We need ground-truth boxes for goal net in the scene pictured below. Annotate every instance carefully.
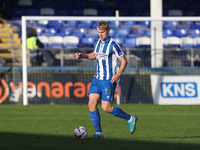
[0,18,24,104]
[20,16,200,105]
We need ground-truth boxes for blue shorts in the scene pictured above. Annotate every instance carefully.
[88,77,117,102]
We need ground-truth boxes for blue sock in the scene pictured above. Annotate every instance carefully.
[111,106,131,121]
[90,110,102,133]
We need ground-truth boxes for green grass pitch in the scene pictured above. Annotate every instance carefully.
[0,104,200,150]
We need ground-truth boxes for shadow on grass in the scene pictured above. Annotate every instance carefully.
[0,132,200,150]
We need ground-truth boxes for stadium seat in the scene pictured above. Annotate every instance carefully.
[18,0,32,7]
[128,28,144,38]
[136,21,150,28]
[77,21,94,28]
[164,21,179,29]
[173,29,188,37]
[115,38,125,47]
[63,36,79,48]
[194,37,200,48]
[85,29,98,38]
[42,28,58,36]
[187,29,200,37]
[180,37,194,49]
[177,21,193,29]
[163,29,173,37]
[48,21,65,28]
[35,20,49,28]
[63,21,78,28]
[117,28,130,38]
[79,37,94,48]
[83,8,98,16]
[49,36,63,48]
[57,28,71,37]
[38,35,49,48]
[164,36,180,48]
[136,36,151,48]
[168,9,183,16]
[40,8,55,16]
[71,28,87,37]
[122,21,137,28]
[123,38,136,48]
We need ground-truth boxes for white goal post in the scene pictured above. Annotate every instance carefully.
[22,16,200,105]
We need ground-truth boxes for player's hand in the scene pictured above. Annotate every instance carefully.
[111,74,120,83]
[75,53,82,59]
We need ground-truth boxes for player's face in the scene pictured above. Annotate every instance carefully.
[97,27,110,42]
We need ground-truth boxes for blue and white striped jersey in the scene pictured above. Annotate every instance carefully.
[94,36,124,80]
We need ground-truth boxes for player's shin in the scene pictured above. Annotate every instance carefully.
[111,106,131,121]
[90,110,102,134]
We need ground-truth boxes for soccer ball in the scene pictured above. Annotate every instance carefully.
[73,126,88,140]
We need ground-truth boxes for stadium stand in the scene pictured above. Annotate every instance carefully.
[48,35,63,49]
[40,7,55,16]
[123,38,136,48]
[163,28,173,37]
[63,36,79,48]
[115,38,125,47]
[0,0,200,67]
[164,36,180,48]
[168,9,183,16]
[173,29,188,37]
[187,29,200,37]
[118,28,130,38]
[85,29,98,38]
[38,35,49,48]
[194,37,200,48]
[83,8,98,16]
[0,21,24,66]
[180,37,194,49]
[136,36,151,48]
[18,0,32,7]
[79,37,94,48]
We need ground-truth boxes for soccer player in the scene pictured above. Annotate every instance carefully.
[75,21,137,139]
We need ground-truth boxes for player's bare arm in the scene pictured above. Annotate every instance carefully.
[76,52,96,60]
[110,55,127,83]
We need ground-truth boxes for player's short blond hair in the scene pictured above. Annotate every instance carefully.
[97,21,110,31]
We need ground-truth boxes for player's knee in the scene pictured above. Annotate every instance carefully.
[88,101,97,111]
[101,105,111,113]
[88,102,93,110]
